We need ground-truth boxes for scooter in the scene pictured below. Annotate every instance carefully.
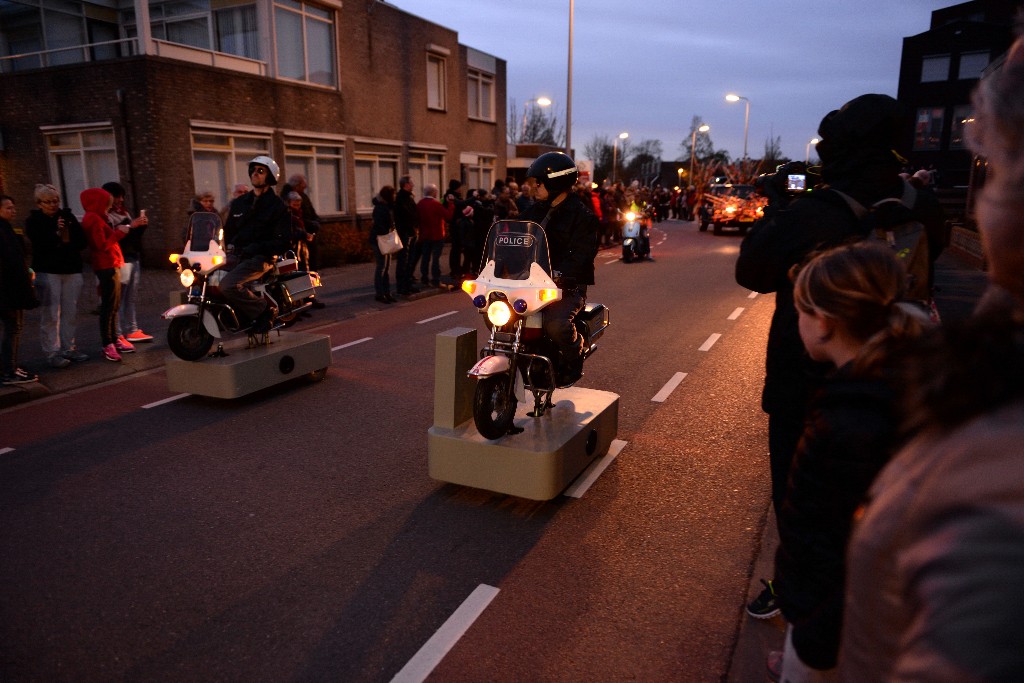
[162,211,321,361]
[621,209,652,263]
[462,220,610,440]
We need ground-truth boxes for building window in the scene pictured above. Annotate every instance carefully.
[146,1,213,51]
[354,151,400,212]
[214,3,259,60]
[191,129,272,207]
[467,68,495,121]
[920,54,950,83]
[958,51,989,80]
[949,105,974,150]
[0,0,122,72]
[274,0,336,87]
[408,151,445,193]
[463,155,495,191]
[43,126,119,213]
[284,140,346,214]
[913,107,944,151]
[427,53,447,111]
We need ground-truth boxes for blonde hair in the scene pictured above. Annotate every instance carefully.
[793,241,923,374]
[34,183,59,202]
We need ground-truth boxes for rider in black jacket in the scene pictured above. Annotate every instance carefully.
[521,152,600,384]
[222,155,291,331]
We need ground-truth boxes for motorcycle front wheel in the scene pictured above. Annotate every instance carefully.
[473,373,517,440]
[167,316,215,361]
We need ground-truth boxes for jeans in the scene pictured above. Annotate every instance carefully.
[96,268,122,346]
[221,256,273,322]
[419,239,444,285]
[1,308,24,376]
[396,232,417,292]
[116,259,141,337]
[373,251,392,296]
[35,271,83,356]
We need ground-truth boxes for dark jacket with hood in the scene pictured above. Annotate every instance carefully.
[80,188,125,271]
[25,208,87,274]
[224,188,291,260]
[0,216,37,310]
[394,187,419,238]
[522,192,599,286]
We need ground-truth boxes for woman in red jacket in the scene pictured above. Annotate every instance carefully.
[80,187,135,362]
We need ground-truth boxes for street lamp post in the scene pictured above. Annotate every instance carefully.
[565,0,574,155]
[725,93,750,159]
[520,97,552,142]
[689,124,710,188]
[805,137,820,164]
[677,167,684,189]
[612,131,628,183]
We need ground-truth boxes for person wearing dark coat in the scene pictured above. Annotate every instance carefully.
[0,195,40,384]
[369,185,398,304]
[394,175,421,295]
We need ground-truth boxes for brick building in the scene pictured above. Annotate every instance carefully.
[0,0,507,265]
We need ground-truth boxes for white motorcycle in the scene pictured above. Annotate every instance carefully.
[462,220,610,439]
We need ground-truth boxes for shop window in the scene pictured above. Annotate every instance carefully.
[913,107,944,151]
[950,105,973,150]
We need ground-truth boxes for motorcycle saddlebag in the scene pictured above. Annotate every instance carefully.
[579,303,610,342]
[279,272,316,304]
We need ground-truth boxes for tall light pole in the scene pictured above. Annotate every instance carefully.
[520,96,552,142]
[689,124,710,188]
[612,131,628,183]
[677,167,684,189]
[725,93,750,159]
[565,0,574,156]
[805,137,820,164]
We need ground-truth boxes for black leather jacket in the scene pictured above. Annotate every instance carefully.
[225,189,291,260]
[522,193,599,286]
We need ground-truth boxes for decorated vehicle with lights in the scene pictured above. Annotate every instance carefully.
[161,211,320,361]
[462,220,610,440]
[698,183,767,235]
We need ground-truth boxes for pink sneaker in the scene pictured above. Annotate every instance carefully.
[103,343,122,362]
[115,335,135,353]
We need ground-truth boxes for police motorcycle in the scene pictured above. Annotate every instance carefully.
[162,211,320,361]
[621,206,652,263]
[462,220,610,440]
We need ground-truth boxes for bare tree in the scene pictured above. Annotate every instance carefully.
[507,98,565,146]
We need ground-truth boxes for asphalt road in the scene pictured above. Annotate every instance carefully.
[0,218,986,681]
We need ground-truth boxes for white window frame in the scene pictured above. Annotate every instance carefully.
[462,153,495,192]
[273,0,337,89]
[354,147,401,212]
[283,135,347,215]
[426,52,447,111]
[920,54,950,83]
[467,68,495,122]
[407,148,446,195]
[41,123,119,214]
[190,124,273,208]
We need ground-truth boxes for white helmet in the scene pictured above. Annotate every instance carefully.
[248,155,280,186]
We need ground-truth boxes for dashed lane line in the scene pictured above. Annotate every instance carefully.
[390,584,501,683]
[652,372,687,403]
[699,333,722,352]
[563,439,627,498]
[142,393,190,409]
[332,337,372,352]
[416,311,459,325]
[747,291,758,299]
[728,307,745,320]
[0,447,13,455]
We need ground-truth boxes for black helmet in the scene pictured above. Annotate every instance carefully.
[527,152,579,196]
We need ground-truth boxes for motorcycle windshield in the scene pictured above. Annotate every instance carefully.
[482,220,552,280]
[185,211,224,252]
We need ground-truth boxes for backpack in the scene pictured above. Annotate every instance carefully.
[830,181,932,303]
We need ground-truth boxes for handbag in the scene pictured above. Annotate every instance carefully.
[377,229,403,255]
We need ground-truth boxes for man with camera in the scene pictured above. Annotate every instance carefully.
[735,94,944,621]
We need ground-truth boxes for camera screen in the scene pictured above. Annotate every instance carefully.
[787,174,806,191]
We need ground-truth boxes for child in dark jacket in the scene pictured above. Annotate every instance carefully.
[769,241,926,681]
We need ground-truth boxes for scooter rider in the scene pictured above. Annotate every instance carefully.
[222,155,291,332]
[521,151,600,384]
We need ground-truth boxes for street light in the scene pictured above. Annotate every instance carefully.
[689,124,710,188]
[520,96,552,142]
[805,137,820,164]
[611,131,628,183]
[566,0,574,155]
[725,93,750,159]
[677,167,684,189]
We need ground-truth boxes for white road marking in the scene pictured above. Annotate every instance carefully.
[728,307,745,320]
[564,439,626,498]
[652,372,688,403]
[332,336,372,352]
[0,447,14,455]
[699,333,722,351]
[416,311,459,325]
[390,584,500,683]
[747,291,758,299]
[142,393,190,409]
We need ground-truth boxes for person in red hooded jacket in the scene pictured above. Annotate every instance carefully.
[80,187,138,362]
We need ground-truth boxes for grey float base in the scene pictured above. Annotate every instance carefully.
[165,331,331,399]
[427,387,619,500]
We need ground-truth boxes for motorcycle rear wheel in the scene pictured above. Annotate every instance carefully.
[168,316,215,361]
[473,374,517,440]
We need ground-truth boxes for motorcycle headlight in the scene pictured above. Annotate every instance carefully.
[180,269,195,287]
[625,211,636,221]
[486,300,513,327]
